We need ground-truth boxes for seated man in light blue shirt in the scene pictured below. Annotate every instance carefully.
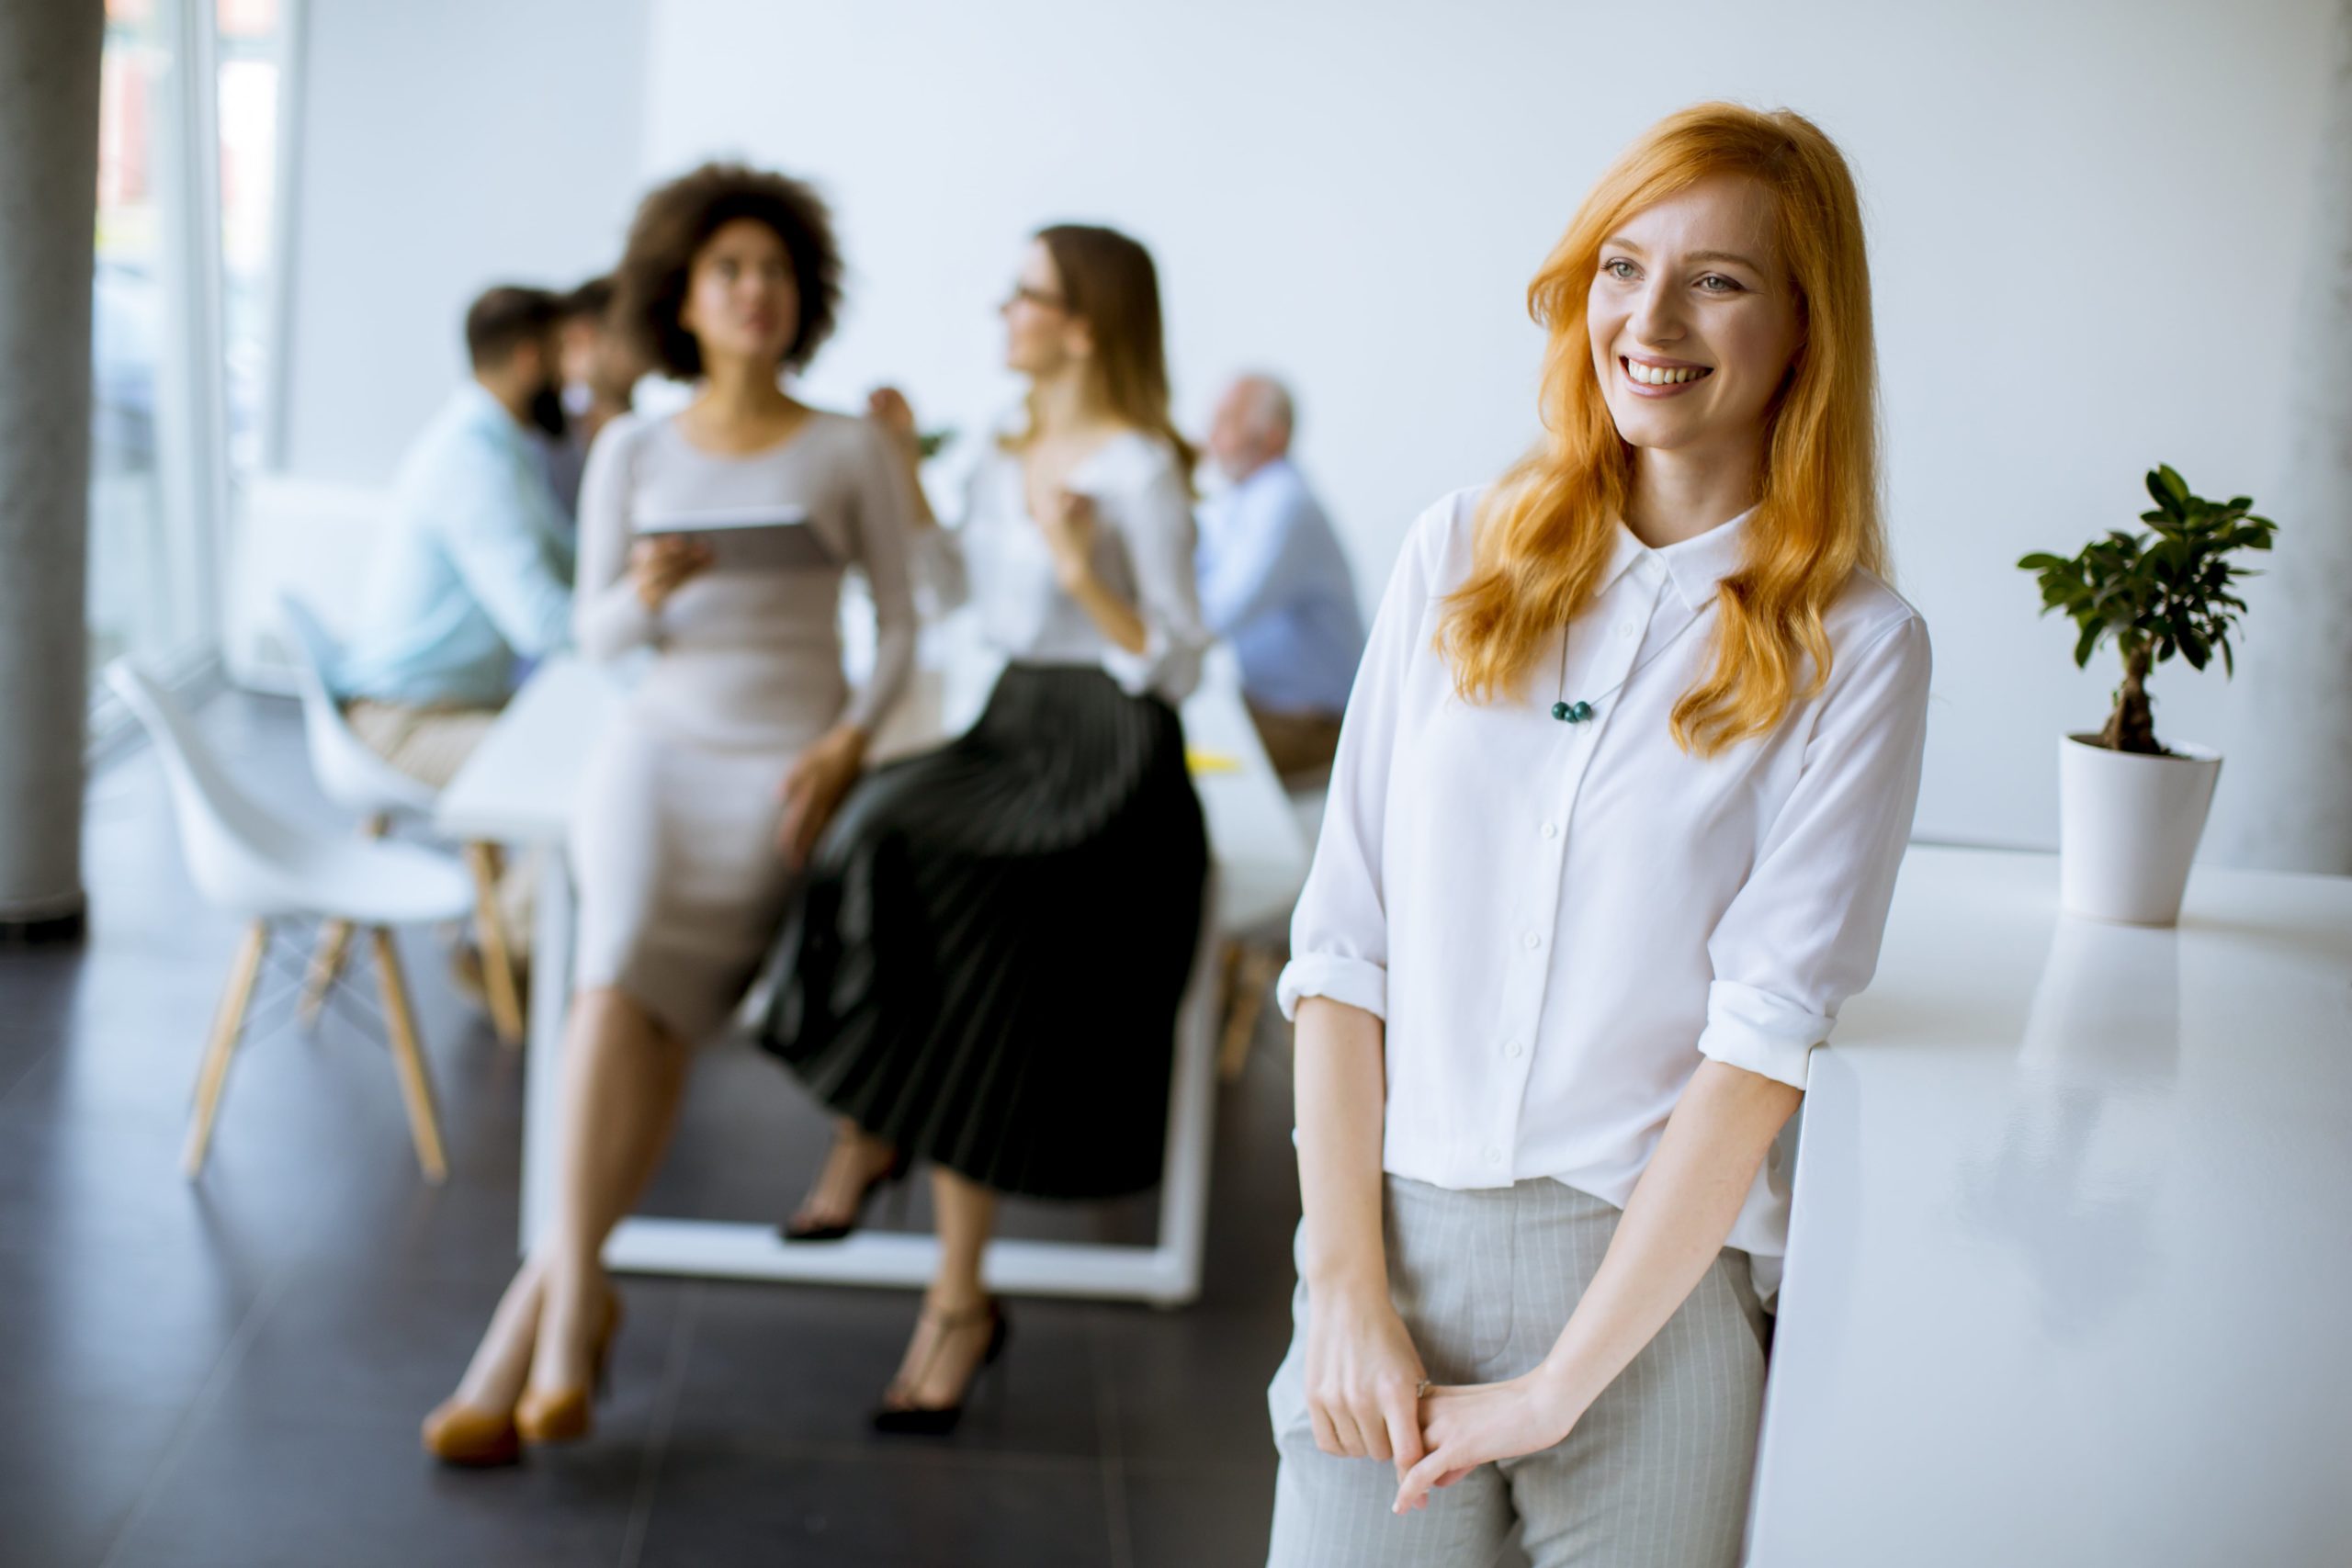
[336,285,576,790]
[1196,373,1365,782]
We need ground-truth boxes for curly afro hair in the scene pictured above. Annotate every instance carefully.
[611,162,842,378]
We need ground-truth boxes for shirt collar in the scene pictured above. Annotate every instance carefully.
[454,380,526,448]
[1220,454,1293,509]
[1599,505,1756,613]
[1238,454,1294,488]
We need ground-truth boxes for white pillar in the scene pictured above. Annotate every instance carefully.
[2216,0,2352,875]
[0,1,104,939]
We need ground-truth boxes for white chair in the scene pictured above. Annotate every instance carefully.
[104,659,471,1182]
[277,594,526,1044]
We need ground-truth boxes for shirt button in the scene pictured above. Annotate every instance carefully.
[1617,621,1638,640]
[1522,931,1543,951]
[1483,1144,1504,1166]
[1503,1039,1525,1059]
[1540,821,1559,840]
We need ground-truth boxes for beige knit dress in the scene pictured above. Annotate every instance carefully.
[567,409,916,1043]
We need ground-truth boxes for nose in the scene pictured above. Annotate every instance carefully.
[1628,274,1682,346]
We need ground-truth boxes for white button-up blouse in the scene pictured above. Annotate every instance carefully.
[915,428,1208,706]
[1277,486,1932,1286]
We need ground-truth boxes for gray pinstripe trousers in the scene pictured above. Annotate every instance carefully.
[1266,1177,1770,1567]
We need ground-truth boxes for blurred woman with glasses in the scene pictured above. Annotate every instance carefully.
[760,224,1211,1434]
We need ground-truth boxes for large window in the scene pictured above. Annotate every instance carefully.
[217,0,287,478]
[89,0,295,706]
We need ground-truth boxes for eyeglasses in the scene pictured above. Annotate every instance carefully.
[1003,284,1069,312]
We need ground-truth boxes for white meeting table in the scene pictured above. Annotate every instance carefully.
[436,644,1307,1307]
[1747,845,2352,1565]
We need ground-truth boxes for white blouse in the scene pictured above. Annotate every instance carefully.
[916,429,1208,705]
[1277,486,1932,1288]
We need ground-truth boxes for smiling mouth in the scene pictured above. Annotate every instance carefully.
[1622,356,1712,387]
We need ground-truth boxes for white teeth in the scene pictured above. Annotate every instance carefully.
[1626,360,1706,387]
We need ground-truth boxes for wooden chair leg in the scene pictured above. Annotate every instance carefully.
[369,927,448,1184]
[185,920,270,1178]
[299,920,354,1027]
[299,818,384,1028]
[463,840,526,1048]
[1217,944,1283,1082]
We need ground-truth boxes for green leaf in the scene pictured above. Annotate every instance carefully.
[2073,620,2104,668]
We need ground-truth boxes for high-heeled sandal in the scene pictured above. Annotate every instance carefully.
[781,1147,910,1244]
[513,1286,625,1447]
[870,1298,1012,1438]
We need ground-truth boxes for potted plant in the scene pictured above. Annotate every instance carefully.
[2018,466,2276,924]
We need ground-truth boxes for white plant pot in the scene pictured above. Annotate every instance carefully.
[2056,732,2222,926]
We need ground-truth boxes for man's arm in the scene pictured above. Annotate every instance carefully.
[1198,474,1321,637]
[437,436,572,659]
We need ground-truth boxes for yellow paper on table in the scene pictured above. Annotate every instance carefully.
[1186,748,1243,775]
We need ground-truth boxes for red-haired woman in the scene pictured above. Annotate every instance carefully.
[1267,105,1932,1563]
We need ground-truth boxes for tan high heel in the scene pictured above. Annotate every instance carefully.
[424,1264,559,1467]
[514,1287,625,1446]
[421,1397,522,1467]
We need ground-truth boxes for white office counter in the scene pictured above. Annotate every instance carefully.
[1748,845,2352,1565]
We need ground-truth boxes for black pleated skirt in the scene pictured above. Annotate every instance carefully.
[758,663,1210,1201]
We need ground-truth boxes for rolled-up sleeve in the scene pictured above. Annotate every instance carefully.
[1275,502,1443,1022]
[1695,612,1933,1089]
[907,457,977,615]
[1099,449,1211,705]
[840,420,920,734]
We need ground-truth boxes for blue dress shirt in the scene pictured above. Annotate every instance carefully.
[334,384,575,707]
[1194,457,1365,715]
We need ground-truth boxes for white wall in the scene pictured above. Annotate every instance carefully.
[638,0,2339,857]
[277,0,652,485]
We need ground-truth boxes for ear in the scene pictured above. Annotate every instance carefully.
[1062,317,1094,362]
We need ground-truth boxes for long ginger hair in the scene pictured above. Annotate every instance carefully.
[1006,223,1198,494]
[1439,103,1886,756]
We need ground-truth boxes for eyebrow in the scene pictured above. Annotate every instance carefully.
[1602,236,1768,272]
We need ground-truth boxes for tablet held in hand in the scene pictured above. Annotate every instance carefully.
[632,503,838,573]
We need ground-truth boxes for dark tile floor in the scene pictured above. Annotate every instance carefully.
[0,689,1304,1567]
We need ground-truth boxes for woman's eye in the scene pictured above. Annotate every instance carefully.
[1697,274,1743,293]
[1604,258,1637,280]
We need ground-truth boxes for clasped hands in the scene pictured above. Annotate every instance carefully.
[1306,1293,1586,1517]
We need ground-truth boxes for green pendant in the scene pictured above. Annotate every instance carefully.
[1551,701,1571,721]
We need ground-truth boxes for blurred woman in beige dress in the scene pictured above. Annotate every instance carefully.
[423,163,916,1465]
